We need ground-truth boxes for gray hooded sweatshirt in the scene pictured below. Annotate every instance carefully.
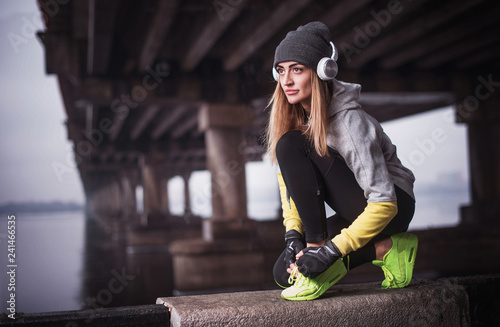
[326,79,415,204]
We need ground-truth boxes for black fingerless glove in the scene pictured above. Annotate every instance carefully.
[284,230,305,267]
[296,239,341,278]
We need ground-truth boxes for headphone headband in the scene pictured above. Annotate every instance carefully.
[330,42,338,61]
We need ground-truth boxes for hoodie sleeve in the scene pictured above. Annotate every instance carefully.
[330,109,397,204]
[327,109,399,255]
[332,201,397,255]
[277,173,303,235]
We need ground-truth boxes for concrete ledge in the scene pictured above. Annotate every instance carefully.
[2,276,497,326]
[0,304,169,327]
[157,279,471,327]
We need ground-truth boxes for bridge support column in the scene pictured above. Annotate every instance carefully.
[182,171,191,216]
[141,153,168,226]
[168,103,279,292]
[458,98,500,226]
[87,174,125,234]
[198,103,254,240]
[126,156,179,247]
[119,169,140,225]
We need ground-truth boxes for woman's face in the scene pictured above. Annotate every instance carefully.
[276,61,312,110]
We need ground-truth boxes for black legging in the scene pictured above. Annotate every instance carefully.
[273,130,415,288]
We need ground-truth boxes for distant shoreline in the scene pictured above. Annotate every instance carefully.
[0,201,84,214]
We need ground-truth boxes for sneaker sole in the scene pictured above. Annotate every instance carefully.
[281,259,347,301]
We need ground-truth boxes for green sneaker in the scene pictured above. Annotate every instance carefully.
[281,258,347,301]
[373,232,418,289]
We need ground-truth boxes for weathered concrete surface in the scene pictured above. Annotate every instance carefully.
[0,304,170,327]
[157,278,471,327]
[446,275,500,326]
[3,276,497,326]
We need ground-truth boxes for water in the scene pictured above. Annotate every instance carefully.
[0,188,468,314]
[1,211,85,313]
[0,211,173,314]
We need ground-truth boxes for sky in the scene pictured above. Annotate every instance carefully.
[0,1,470,226]
[0,1,85,204]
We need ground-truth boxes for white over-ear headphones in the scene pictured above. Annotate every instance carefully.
[273,41,338,82]
[317,42,338,80]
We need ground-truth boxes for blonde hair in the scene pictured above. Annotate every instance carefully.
[266,71,332,162]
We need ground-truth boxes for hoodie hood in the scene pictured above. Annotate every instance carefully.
[328,79,362,117]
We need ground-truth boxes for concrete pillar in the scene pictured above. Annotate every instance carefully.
[85,173,104,217]
[198,103,254,240]
[458,98,500,225]
[119,170,139,222]
[110,179,122,216]
[160,178,169,215]
[91,189,103,215]
[141,151,169,225]
[85,174,123,234]
[168,104,284,292]
[182,172,192,216]
[94,176,116,217]
[142,165,162,215]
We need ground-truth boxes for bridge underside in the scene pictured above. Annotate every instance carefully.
[37,0,500,291]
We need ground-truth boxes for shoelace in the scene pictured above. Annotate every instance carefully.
[288,266,311,287]
[288,266,299,285]
[288,266,310,287]
[381,266,396,287]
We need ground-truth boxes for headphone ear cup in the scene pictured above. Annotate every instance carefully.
[316,58,338,80]
[272,67,279,82]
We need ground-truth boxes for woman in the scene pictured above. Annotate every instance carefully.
[267,21,418,301]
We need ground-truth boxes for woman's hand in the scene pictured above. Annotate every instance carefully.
[296,240,342,278]
[284,230,305,268]
[286,263,298,276]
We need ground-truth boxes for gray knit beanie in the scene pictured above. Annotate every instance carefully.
[273,21,332,70]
